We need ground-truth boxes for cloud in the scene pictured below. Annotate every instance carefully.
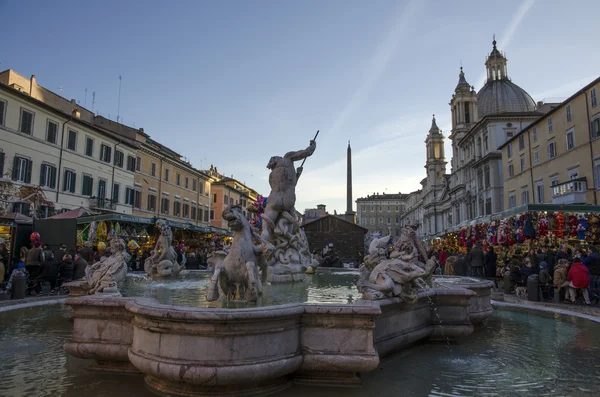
[328,0,422,137]
[475,0,537,89]
[532,75,598,102]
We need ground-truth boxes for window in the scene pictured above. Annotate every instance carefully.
[136,156,141,172]
[533,150,539,165]
[536,182,544,203]
[521,190,529,205]
[85,137,94,157]
[507,143,512,158]
[19,109,34,135]
[11,156,32,183]
[532,127,537,142]
[67,130,77,151]
[508,193,516,209]
[464,102,470,124]
[484,134,489,152]
[210,210,214,220]
[125,187,135,205]
[592,87,598,108]
[126,156,136,171]
[199,181,204,194]
[185,176,189,189]
[12,202,30,216]
[484,166,490,188]
[506,131,514,138]
[224,195,229,204]
[518,135,524,151]
[174,201,181,216]
[595,162,600,189]
[82,175,93,196]
[114,150,124,167]
[147,194,156,211]
[161,197,170,215]
[569,168,579,180]
[192,179,197,192]
[164,168,170,182]
[0,100,5,126]
[566,104,572,123]
[548,117,553,133]
[0,152,5,177]
[112,183,120,203]
[100,144,112,163]
[46,120,58,144]
[191,206,196,220]
[550,177,559,187]
[204,209,209,222]
[566,129,575,150]
[508,163,514,178]
[213,193,217,203]
[198,208,204,221]
[97,179,107,199]
[134,190,141,209]
[592,118,600,139]
[63,170,76,193]
[183,203,189,218]
[387,217,391,225]
[151,162,157,177]
[520,156,525,172]
[176,173,181,186]
[547,141,557,159]
[39,164,56,188]
[485,198,492,215]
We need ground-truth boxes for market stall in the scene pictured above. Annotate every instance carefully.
[0,213,33,267]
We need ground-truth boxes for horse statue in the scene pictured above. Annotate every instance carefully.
[207,205,267,302]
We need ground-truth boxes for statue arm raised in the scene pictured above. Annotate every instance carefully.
[284,140,316,162]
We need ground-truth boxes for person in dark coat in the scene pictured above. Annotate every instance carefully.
[57,254,75,286]
[78,242,95,264]
[520,259,535,283]
[25,241,44,279]
[538,245,556,276]
[585,246,600,303]
[484,246,497,278]
[453,254,468,276]
[186,252,200,270]
[34,252,59,292]
[72,254,88,280]
[467,243,485,277]
[538,261,553,300]
[556,244,571,263]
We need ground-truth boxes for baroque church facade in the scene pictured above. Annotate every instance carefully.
[400,39,549,238]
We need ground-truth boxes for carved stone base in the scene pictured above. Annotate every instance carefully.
[144,375,293,397]
[267,263,306,283]
[293,370,361,387]
[88,360,141,374]
[62,280,91,297]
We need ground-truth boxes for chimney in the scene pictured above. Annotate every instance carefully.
[30,74,36,96]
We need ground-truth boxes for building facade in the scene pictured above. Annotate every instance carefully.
[500,77,600,209]
[0,70,139,216]
[133,131,212,227]
[303,204,328,224]
[356,193,407,237]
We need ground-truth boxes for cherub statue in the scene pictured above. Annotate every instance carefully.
[85,237,129,294]
[144,219,181,277]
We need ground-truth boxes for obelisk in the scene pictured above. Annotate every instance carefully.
[344,140,356,223]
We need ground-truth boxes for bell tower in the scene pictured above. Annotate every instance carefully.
[449,66,477,172]
[425,115,446,190]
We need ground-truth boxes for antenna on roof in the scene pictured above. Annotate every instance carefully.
[84,88,88,108]
[117,75,122,123]
[58,86,63,92]
[92,92,96,112]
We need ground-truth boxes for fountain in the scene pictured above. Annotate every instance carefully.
[143,219,182,277]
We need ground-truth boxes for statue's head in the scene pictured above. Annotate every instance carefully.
[155,219,170,235]
[266,156,283,170]
[222,205,248,231]
[110,237,125,253]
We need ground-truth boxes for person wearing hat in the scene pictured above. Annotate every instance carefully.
[538,261,553,300]
[25,240,45,280]
[520,257,535,284]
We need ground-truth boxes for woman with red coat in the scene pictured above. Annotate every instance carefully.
[566,256,591,304]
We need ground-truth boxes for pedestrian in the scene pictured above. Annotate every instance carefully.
[57,254,75,287]
[566,255,590,304]
[554,259,570,302]
[538,245,556,276]
[453,253,468,276]
[72,254,88,280]
[484,246,497,279]
[444,256,457,275]
[538,261,553,300]
[585,246,600,303]
[25,241,44,280]
[520,258,535,284]
[467,242,485,278]
[527,248,540,274]
[186,252,200,269]
[78,242,95,264]
[34,252,59,293]
[438,247,447,275]
[556,244,571,263]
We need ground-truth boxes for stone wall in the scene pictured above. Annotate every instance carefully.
[302,215,366,263]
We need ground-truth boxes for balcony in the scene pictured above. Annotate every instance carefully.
[552,178,587,205]
[90,197,117,211]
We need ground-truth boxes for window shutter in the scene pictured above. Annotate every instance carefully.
[40,164,46,185]
[71,173,76,193]
[0,152,4,177]
[25,160,32,183]
[12,156,19,180]
[51,166,57,189]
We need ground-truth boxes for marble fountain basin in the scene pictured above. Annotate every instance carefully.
[64,277,493,396]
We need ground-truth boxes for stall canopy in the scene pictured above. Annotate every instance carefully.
[46,207,96,219]
[0,212,33,226]
[76,213,215,234]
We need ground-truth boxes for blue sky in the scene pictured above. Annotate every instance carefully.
[1,0,599,214]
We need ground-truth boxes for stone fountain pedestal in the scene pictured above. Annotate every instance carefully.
[267,263,306,283]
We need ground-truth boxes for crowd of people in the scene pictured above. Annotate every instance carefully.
[431,243,600,305]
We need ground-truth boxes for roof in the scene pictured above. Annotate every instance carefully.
[455,67,471,91]
[499,75,600,150]
[300,214,368,231]
[356,193,409,201]
[0,212,33,225]
[46,207,96,219]
[477,79,537,118]
[0,82,139,149]
[458,111,543,146]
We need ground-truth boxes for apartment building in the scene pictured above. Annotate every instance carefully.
[0,70,139,216]
[356,193,408,237]
[500,76,600,209]
[207,170,259,231]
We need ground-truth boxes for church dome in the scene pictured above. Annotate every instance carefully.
[477,38,537,118]
[477,79,536,117]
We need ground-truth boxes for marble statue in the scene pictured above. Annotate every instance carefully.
[144,219,182,277]
[357,224,436,303]
[207,205,267,302]
[261,140,316,282]
[84,237,129,294]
